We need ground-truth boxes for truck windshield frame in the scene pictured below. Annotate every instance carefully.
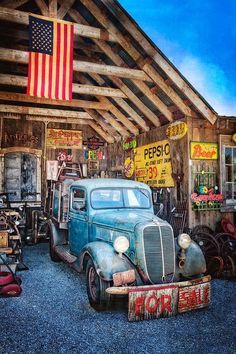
[91,187,151,210]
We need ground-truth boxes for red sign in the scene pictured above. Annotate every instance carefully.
[178,282,211,313]
[83,136,104,150]
[191,192,224,202]
[128,280,211,321]
[128,285,178,321]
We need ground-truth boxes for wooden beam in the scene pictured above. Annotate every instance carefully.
[113,97,149,132]
[57,0,75,19]
[0,74,126,98]
[35,0,49,17]
[67,8,161,128]
[100,0,218,124]
[0,104,93,119]
[25,115,89,125]
[0,48,150,82]
[49,0,57,18]
[97,110,129,138]
[86,109,120,142]
[0,0,28,9]
[78,74,139,136]
[88,121,114,144]
[0,92,111,110]
[0,6,118,43]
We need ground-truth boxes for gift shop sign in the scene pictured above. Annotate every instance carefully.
[47,129,82,149]
[190,142,218,160]
[134,140,175,187]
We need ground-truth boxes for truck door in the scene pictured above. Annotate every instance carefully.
[68,187,88,255]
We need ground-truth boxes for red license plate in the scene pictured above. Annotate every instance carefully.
[128,285,179,322]
[178,281,211,313]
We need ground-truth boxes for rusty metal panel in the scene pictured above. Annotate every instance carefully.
[128,285,178,322]
[178,282,211,313]
[0,231,8,247]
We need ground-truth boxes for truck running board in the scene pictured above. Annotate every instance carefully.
[55,245,77,264]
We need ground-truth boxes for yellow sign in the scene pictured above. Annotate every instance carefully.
[166,121,188,140]
[190,142,218,160]
[47,129,82,149]
[124,157,134,178]
[232,133,236,143]
[134,140,175,187]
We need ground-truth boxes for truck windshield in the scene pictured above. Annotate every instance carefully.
[91,188,151,209]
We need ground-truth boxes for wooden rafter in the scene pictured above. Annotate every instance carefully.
[25,115,90,125]
[0,6,118,43]
[57,0,75,19]
[88,120,115,144]
[0,73,127,98]
[66,6,160,128]
[86,109,121,140]
[100,0,217,124]
[77,73,139,136]
[0,0,29,9]
[0,104,93,119]
[49,0,57,18]
[0,47,151,82]
[0,92,111,110]
[35,0,49,16]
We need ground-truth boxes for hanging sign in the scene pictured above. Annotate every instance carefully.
[232,133,236,143]
[190,142,218,160]
[134,140,175,187]
[124,157,134,178]
[83,136,104,150]
[57,150,73,162]
[46,160,58,180]
[47,129,82,149]
[122,137,137,152]
[166,121,188,140]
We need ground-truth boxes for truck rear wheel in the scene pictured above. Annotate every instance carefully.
[86,258,111,310]
[48,227,61,262]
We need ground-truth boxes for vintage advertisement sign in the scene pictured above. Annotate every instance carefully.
[122,137,137,152]
[124,157,135,178]
[134,140,175,187]
[83,136,104,150]
[232,133,236,143]
[190,142,218,160]
[166,121,188,140]
[47,129,82,149]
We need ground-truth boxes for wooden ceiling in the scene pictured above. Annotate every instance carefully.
[0,0,218,143]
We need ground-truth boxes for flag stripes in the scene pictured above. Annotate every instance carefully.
[27,16,74,100]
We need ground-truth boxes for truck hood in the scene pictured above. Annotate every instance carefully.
[92,209,162,231]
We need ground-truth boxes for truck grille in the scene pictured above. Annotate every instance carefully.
[143,225,175,283]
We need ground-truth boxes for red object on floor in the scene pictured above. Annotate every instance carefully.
[0,283,22,297]
[221,218,236,236]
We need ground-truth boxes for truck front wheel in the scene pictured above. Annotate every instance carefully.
[86,258,111,310]
[48,227,61,262]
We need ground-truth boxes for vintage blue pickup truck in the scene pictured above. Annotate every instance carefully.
[48,178,211,321]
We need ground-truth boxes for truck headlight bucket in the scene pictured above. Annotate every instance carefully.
[178,233,191,250]
[114,236,129,254]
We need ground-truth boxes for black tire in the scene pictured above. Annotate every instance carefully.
[48,227,61,262]
[86,258,111,310]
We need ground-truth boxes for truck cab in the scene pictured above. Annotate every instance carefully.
[48,178,210,319]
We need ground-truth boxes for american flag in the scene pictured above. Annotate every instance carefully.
[27,15,74,100]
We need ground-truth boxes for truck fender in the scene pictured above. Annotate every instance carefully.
[47,219,65,247]
[80,241,134,282]
[181,241,207,277]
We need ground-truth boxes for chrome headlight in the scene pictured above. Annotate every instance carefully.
[113,236,129,254]
[178,233,191,249]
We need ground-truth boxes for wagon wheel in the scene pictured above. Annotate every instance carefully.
[206,256,224,278]
[215,232,236,247]
[191,225,215,236]
[191,232,220,259]
[223,255,236,279]
[220,237,236,258]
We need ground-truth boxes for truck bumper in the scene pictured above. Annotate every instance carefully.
[106,275,211,321]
